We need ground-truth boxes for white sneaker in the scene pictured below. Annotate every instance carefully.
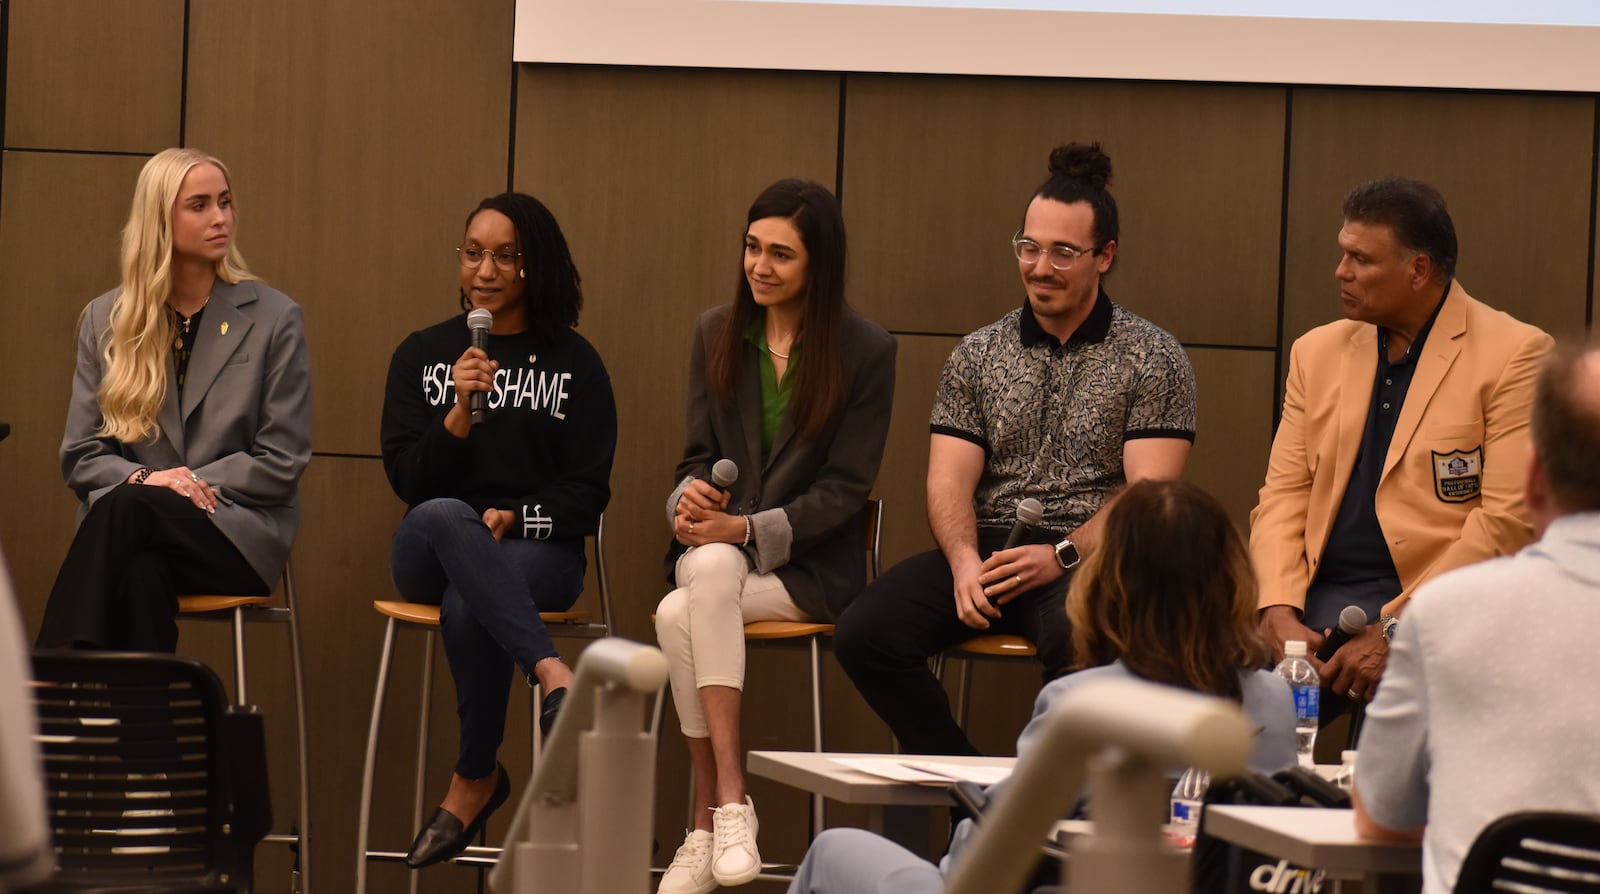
[658,829,716,894]
[710,796,761,886]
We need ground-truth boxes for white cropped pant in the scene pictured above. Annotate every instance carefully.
[655,543,809,737]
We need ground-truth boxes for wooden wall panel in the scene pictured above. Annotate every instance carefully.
[512,63,843,867]
[1283,90,1594,348]
[185,0,514,456]
[1185,347,1278,530]
[0,152,148,625]
[874,334,957,565]
[843,75,1286,347]
[4,0,183,151]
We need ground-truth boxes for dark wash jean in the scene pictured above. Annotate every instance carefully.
[390,497,583,777]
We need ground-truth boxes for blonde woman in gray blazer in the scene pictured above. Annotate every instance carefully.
[37,148,311,652]
[656,179,896,894]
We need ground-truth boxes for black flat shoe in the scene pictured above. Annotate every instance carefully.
[404,763,511,869]
[539,687,568,739]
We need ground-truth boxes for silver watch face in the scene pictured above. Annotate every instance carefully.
[1055,540,1080,570]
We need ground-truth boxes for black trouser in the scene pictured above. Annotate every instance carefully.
[833,529,1074,756]
[37,484,268,652]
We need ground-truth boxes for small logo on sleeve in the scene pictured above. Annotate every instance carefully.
[522,504,553,540]
[1432,447,1483,503]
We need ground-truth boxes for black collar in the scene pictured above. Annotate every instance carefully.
[1019,287,1114,349]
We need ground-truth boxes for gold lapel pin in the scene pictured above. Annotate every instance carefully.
[220,322,229,335]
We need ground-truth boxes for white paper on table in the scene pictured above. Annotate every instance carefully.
[832,757,1011,786]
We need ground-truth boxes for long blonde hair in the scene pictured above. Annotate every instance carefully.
[96,148,256,442]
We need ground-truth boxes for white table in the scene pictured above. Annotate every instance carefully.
[1204,805,1422,893]
[748,751,1015,856]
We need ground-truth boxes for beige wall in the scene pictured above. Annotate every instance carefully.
[1,0,1595,890]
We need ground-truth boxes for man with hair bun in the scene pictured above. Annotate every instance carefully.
[1251,177,1552,719]
[834,142,1198,755]
[1353,341,1600,894]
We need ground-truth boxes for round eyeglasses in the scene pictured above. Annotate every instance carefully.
[457,245,522,271]
[1011,231,1095,272]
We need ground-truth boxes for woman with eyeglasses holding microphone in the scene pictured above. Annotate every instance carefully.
[37,147,310,653]
[655,178,896,894]
[380,192,616,870]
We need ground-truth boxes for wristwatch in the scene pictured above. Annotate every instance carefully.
[1054,537,1080,571]
[1380,614,1399,643]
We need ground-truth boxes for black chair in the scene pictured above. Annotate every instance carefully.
[1455,810,1600,894]
[27,651,272,893]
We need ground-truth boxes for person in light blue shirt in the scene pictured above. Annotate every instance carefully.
[788,479,1298,894]
[1355,341,1600,894]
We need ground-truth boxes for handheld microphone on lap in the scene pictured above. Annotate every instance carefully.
[1315,605,1368,662]
[1002,498,1045,550]
[466,308,493,425]
[710,459,739,492]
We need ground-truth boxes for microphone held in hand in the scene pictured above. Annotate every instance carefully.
[466,309,493,425]
[1315,605,1368,662]
[710,459,739,492]
[1002,498,1045,550]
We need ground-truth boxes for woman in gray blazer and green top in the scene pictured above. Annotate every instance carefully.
[38,147,312,652]
[656,179,897,894]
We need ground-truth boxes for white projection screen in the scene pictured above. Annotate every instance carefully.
[513,0,1600,92]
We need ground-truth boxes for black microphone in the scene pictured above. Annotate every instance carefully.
[710,459,739,492]
[466,308,493,425]
[1002,498,1044,550]
[1315,605,1368,662]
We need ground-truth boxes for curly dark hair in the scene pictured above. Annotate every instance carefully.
[458,192,583,348]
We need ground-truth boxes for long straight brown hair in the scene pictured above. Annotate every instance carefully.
[706,179,847,441]
[1067,479,1270,700]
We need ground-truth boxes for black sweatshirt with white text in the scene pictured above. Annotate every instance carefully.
[380,313,617,546]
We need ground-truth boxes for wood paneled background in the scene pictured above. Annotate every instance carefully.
[1,0,1594,891]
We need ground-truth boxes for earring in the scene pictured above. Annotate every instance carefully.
[519,269,526,279]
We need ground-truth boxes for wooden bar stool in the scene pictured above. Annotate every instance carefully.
[934,634,1038,731]
[177,561,312,894]
[354,516,613,894]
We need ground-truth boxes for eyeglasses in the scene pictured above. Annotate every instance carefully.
[457,245,522,271]
[1011,231,1095,271]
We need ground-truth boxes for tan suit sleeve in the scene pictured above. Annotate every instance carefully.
[1250,337,1315,613]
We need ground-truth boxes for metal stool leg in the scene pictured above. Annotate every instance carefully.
[355,618,397,894]
[408,632,433,894]
[809,635,825,839]
[285,568,311,894]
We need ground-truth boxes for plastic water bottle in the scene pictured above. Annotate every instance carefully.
[1168,766,1211,847]
[1333,750,1358,792]
[1276,640,1320,768]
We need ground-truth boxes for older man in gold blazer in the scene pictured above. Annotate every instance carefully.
[1251,178,1552,710]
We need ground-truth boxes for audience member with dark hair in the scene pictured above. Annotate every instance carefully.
[655,178,896,894]
[834,142,1198,756]
[787,479,1298,894]
[379,192,617,870]
[1355,340,1600,894]
[37,148,311,652]
[1251,176,1553,722]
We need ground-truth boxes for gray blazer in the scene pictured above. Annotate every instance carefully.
[60,279,313,586]
[665,305,896,622]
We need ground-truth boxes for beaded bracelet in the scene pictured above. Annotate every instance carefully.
[131,467,153,485]
[742,515,753,547]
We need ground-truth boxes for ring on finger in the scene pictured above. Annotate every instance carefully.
[190,472,199,482]
[1013,575,1022,587]
[689,521,696,534]
[1347,688,1360,699]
